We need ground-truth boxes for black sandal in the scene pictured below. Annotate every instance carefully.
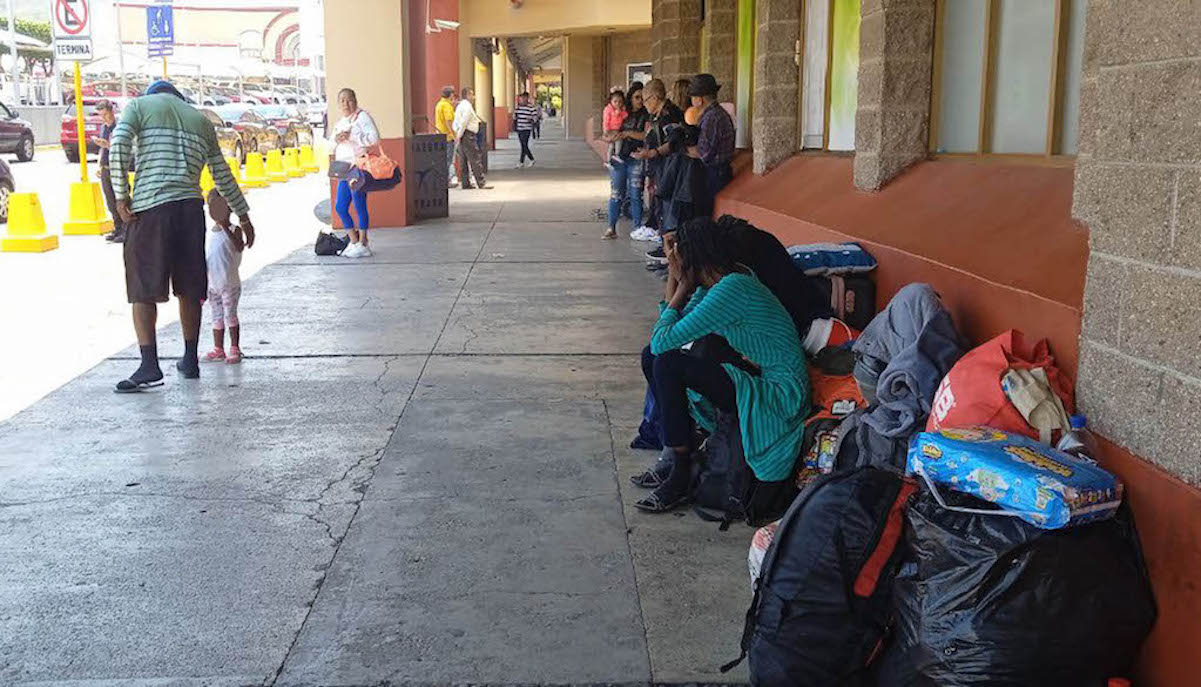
[114,378,164,394]
[634,490,690,513]
[630,470,665,489]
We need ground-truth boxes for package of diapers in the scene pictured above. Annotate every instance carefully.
[907,427,1123,529]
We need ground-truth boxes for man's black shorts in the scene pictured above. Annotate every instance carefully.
[124,198,207,304]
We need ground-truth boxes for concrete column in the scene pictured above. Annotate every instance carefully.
[702,0,737,104]
[474,52,494,149]
[493,44,509,109]
[651,0,702,87]
[852,0,936,191]
[751,0,801,174]
[407,0,430,133]
[505,54,517,108]
[426,0,460,104]
[1072,0,1201,484]
[324,0,413,226]
[564,34,597,140]
[492,42,511,140]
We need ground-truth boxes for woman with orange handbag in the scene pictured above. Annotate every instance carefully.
[329,88,380,258]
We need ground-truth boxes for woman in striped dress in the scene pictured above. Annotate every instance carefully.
[634,219,810,512]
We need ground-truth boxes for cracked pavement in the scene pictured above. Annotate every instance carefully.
[0,123,753,685]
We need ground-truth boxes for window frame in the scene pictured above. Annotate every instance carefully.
[929,0,1079,162]
[795,0,860,153]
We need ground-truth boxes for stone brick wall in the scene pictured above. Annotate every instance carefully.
[1073,1,1201,486]
[752,0,800,174]
[852,0,935,191]
[651,0,701,87]
[608,30,653,90]
[702,0,737,102]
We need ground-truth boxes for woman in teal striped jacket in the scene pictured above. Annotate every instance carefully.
[634,220,810,512]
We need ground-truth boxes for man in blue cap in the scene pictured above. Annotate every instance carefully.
[109,80,256,393]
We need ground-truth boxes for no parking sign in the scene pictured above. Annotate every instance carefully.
[52,0,93,61]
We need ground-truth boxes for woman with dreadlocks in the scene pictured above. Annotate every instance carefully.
[632,218,809,513]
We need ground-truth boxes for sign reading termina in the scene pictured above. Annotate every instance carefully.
[52,0,94,61]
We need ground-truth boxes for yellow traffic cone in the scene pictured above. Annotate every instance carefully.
[298,144,319,173]
[242,152,269,188]
[62,182,114,235]
[283,147,305,178]
[1,192,58,252]
[221,156,249,194]
[265,149,287,182]
[199,165,215,196]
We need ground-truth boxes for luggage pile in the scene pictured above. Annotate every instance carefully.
[729,240,1157,686]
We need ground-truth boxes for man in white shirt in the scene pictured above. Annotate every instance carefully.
[452,87,490,190]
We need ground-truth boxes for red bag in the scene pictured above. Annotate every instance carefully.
[926,330,1075,440]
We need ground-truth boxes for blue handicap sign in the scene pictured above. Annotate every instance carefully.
[147,5,174,57]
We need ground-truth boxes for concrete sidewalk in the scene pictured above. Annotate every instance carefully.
[0,120,753,686]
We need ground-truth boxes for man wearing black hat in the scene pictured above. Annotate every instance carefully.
[686,73,735,219]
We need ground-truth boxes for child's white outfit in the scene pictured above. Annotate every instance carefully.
[206,225,242,329]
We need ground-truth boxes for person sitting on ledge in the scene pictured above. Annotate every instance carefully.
[633,218,810,513]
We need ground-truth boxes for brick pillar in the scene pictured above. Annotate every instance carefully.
[702,0,736,101]
[1072,1,1201,485]
[752,0,800,174]
[651,0,702,87]
[852,0,935,191]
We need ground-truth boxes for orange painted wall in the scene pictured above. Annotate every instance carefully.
[715,155,1087,373]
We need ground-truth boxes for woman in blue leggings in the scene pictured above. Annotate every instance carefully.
[329,88,379,258]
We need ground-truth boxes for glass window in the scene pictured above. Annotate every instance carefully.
[798,0,860,151]
[933,0,1087,156]
[826,0,860,151]
[735,0,756,148]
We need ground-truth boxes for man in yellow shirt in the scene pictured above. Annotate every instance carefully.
[434,86,458,188]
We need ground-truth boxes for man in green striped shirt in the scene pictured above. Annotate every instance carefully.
[109,81,256,393]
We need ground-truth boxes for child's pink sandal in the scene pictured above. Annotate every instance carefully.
[225,346,243,364]
[202,348,226,363]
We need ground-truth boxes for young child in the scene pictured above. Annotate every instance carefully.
[202,188,246,364]
[602,89,628,168]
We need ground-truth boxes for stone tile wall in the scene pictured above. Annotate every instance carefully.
[702,0,737,103]
[1073,0,1201,486]
[751,0,801,174]
[852,0,935,190]
[651,0,702,87]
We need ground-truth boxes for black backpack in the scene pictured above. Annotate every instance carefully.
[725,467,917,686]
[692,410,798,530]
[314,231,349,256]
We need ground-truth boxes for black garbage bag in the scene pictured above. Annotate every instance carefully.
[876,490,1157,687]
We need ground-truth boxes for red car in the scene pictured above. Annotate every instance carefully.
[60,98,126,163]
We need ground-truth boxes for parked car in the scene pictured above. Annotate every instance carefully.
[198,108,244,163]
[252,104,314,148]
[0,102,35,162]
[213,103,282,156]
[60,98,126,164]
[0,157,15,222]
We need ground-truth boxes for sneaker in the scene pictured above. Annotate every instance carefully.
[602,228,617,240]
[645,246,667,263]
[358,244,373,257]
[630,226,658,241]
[202,348,226,363]
[225,346,243,364]
[527,159,535,167]
[342,243,363,258]
[515,162,525,169]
